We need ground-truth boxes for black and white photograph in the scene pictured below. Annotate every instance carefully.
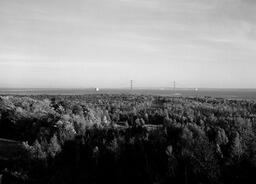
[0,0,256,183]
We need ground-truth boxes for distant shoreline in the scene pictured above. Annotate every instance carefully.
[1,87,256,91]
[0,88,256,100]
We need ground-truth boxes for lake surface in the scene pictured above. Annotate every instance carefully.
[1,88,256,100]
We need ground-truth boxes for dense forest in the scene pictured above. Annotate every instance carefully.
[1,94,256,184]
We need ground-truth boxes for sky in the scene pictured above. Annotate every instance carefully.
[0,0,256,89]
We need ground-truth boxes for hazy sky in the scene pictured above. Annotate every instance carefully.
[0,0,256,88]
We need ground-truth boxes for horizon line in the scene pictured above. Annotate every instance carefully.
[1,87,256,91]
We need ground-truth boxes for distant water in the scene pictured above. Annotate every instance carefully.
[0,88,256,100]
